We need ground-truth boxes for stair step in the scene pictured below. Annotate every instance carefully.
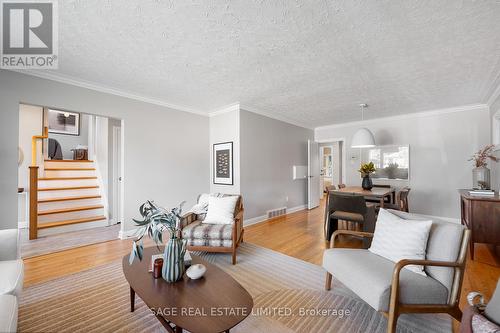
[44,167,95,171]
[38,215,107,229]
[38,205,104,216]
[38,185,99,191]
[44,159,94,163]
[38,195,102,203]
[39,176,97,181]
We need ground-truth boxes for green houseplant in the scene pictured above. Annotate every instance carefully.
[129,200,187,283]
[358,162,376,190]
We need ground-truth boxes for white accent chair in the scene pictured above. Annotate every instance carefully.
[0,229,23,332]
[323,210,470,333]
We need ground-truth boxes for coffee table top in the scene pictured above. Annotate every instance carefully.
[122,247,253,333]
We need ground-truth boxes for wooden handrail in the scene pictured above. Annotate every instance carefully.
[31,126,48,166]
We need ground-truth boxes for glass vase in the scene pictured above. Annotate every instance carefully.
[472,166,490,189]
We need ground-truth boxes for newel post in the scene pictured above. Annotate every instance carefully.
[29,166,39,240]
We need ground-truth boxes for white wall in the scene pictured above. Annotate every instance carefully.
[18,104,44,225]
[18,104,43,189]
[240,109,314,220]
[315,105,491,219]
[209,109,240,194]
[0,70,210,232]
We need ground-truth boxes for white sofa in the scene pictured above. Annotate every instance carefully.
[0,229,23,332]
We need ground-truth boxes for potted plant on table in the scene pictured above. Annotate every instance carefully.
[469,145,499,190]
[359,162,376,190]
[129,200,187,283]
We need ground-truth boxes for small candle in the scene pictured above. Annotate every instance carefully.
[153,258,163,279]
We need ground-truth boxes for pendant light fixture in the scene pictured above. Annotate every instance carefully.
[351,103,375,148]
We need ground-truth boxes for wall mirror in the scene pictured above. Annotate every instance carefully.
[361,145,409,180]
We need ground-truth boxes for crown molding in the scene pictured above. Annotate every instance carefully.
[208,103,240,117]
[8,69,208,116]
[315,104,489,131]
[239,104,313,129]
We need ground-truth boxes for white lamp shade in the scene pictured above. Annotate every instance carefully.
[351,128,375,148]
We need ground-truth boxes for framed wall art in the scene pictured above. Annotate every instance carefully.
[213,141,233,185]
[48,109,80,136]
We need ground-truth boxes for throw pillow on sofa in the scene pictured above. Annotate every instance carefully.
[203,196,239,225]
[369,208,432,275]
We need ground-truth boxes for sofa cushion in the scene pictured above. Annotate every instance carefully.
[323,248,448,311]
[204,195,239,225]
[330,211,364,222]
[0,260,24,296]
[369,209,432,275]
[0,294,17,333]
[387,210,465,298]
[182,221,233,247]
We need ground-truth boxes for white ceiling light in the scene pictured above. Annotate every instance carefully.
[351,103,375,148]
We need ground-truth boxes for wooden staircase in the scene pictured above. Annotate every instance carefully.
[31,160,108,237]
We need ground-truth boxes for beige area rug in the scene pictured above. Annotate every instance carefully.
[20,224,121,258]
[19,243,452,332]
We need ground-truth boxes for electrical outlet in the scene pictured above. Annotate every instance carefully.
[285,196,289,202]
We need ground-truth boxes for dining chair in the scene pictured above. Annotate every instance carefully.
[324,192,376,247]
[379,187,411,212]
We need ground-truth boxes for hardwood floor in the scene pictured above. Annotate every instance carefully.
[23,199,500,330]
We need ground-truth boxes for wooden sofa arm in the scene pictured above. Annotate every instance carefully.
[180,212,197,228]
[390,259,463,308]
[329,230,374,249]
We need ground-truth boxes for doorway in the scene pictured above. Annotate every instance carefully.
[319,140,344,193]
[18,103,124,257]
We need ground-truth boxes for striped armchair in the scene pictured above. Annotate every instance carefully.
[180,194,244,265]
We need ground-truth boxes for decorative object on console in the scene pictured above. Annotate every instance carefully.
[186,264,207,280]
[129,200,187,283]
[359,161,376,190]
[213,141,233,185]
[351,103,375,148]
[469,144,499,189]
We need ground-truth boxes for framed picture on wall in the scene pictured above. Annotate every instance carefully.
[213,142,233,185]
[48,109,80,136]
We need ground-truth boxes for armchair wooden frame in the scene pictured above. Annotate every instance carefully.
[181,198,244,265]
[325,229,471,333]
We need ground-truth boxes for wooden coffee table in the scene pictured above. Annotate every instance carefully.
[122,247,253,333]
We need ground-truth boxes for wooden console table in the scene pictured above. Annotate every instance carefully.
[459,189,500,260]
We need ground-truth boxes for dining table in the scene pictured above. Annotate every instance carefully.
[335,186,395,207]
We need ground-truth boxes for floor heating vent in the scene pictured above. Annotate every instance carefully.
[267,207,287,219]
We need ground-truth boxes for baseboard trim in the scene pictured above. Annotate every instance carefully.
[118,228,140,240]
[244,204,307,227]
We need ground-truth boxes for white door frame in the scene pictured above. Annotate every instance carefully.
[316,138,347,185]
[319,145,334,198]
[307,140,320,209]
[112,125,123,225]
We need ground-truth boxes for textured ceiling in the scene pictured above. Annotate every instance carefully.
[43,0,500,127]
